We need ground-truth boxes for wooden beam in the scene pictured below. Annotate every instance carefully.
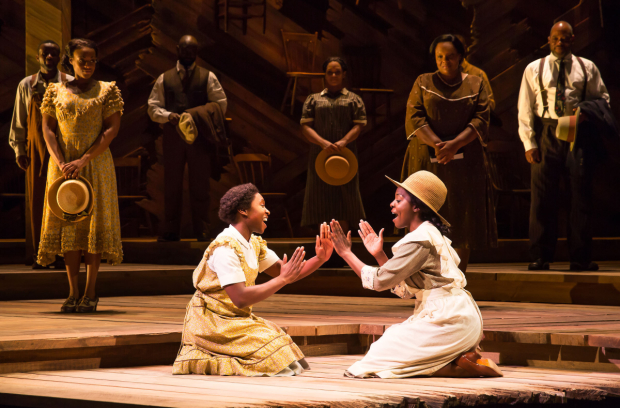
[25,0,70,75]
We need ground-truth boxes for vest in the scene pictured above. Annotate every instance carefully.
[163,65,211,114]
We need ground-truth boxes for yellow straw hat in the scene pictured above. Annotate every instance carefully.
[555,106,580,151]
[315,147,359,186]
[48,176,95,222]
[176,112,198,144]
[386,171,450,227]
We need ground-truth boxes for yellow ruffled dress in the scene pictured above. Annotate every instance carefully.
[173,235,305,376]
[37,81,124,266]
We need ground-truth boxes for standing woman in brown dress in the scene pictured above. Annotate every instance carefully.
[403,34,496,270]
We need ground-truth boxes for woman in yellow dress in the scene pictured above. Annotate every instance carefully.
[39,38,124,313]
[173,183,333,376]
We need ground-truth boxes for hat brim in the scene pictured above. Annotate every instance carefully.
[48,176,95,223]
[386,176,451,227]
[315,147,359,186]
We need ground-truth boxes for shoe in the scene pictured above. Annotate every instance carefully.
[455,351,504,377]
[32,263,50,270]
[52,257,66,269]
[570,261,599,271]
[76,296,99,312]
[528,259,550,270]
[157,233,180,242]
[60,296,78,313]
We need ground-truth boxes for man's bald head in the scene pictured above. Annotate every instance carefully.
[549,21,574,58]
[550,21,573,36]
[177,35,199,67]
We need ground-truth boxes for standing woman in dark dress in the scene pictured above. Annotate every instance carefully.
[300,57,367,233]
[403,34,496,271]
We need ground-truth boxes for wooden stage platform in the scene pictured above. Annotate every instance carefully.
[3,261,620,306]
[1,294,619,407]
[1,358,619,408]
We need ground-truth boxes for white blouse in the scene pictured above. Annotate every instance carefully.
[208,225,280,287]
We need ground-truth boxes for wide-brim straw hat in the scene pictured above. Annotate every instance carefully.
[386,171,450,227]
[48,176,95,223]
[176,112,198,144]
[555,106,580,151]
[315,147,358,186]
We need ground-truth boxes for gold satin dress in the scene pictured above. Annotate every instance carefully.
[38,81,124,266]
[173,235,305,376]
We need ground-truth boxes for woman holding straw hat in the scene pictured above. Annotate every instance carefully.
[329,170,503,378]
[300,57,367,234]
[39,38,123,312]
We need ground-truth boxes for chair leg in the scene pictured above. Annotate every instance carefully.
[242,4,248,35]
[386,93,392,132]
[290,77,298,116]
[281,77,293,112]
[224,1,229,33]
[263,0,267,34]
[284,207,294,238]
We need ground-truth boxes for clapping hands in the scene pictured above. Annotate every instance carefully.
[315,222,334,262]
[329,219,352,256]
[358,220,384,258]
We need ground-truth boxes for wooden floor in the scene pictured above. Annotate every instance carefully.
[1,294,620,374]
[1,357,619,408]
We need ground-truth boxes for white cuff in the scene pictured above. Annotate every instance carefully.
[522,136,538,151]
[361,265,377,290]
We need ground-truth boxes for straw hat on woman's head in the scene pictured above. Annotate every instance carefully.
[48,176,95,222]
[386,171,450,226]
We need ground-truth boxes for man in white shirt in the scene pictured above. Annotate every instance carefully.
[9,40,72,268]
[147,35,227,242]
[517,21,610,271]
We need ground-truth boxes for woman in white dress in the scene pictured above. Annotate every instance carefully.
[329,170,503,378]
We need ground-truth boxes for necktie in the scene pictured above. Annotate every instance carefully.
[554,59,566,117]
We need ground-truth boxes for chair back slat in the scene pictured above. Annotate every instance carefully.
[281,30,319,73]
[233,153,271,188]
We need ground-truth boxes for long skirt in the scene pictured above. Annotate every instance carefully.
[346,287,483,378]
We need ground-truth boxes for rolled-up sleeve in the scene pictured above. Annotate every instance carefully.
[468,79,490,144]
[361,242,431,292]
[207,72,227,115]
[517,64,538,151]
[147,74,172,124]
[207,246,246,287]
[300,94,316,124]
[9,80,29,157]
[405,76,429,139]
[351,94,367,125]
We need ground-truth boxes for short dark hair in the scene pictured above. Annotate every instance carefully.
[402,189,451,236]
[322,57,348,73]
[218,183,260,224]
[61,38,99,75]
[38,40,60,52]
[429,34,465,62]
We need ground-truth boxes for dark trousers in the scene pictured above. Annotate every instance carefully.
[25,155,48,264]
[162,124,211,237]
[529,117,593,263]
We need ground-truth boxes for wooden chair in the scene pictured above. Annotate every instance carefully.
[233,153,294,237]
[280,30,325,116]
[113,156,154,236]
[483,141,531,238]
[216,0,267,35]
[343,45,394,131]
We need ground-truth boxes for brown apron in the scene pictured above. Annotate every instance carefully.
[25,73,65,263]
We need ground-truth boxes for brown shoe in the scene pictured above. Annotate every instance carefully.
[60,296,78,313]
[455,351,503,377]
[76,296,99,313]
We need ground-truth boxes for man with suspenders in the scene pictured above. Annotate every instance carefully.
[517,21,610,271]
[9,40,73,268]
[147,35,227,242]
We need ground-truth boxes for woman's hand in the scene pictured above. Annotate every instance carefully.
[61,158,87,179]
[335,139,348,150]
[436,140,459,164]
[320,138,340,153]
[278,247,306,285]
[358,220,384,258]
[315,222,334,262]
[329,219,352,256]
